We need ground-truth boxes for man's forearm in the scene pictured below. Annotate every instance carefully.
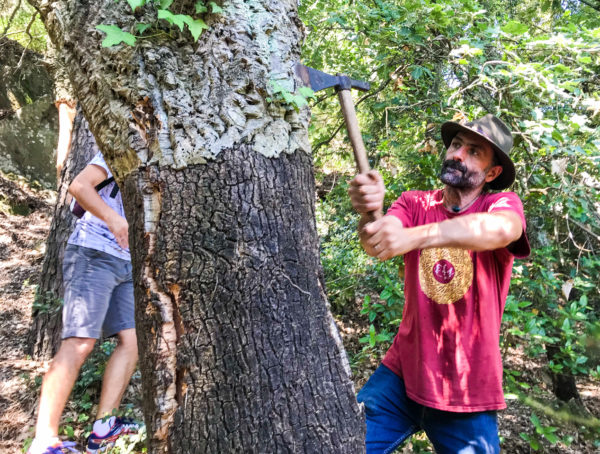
[412,211,523,252]
[69,183,120,225]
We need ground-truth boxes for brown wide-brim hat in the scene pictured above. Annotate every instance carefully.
[441,114,515,190]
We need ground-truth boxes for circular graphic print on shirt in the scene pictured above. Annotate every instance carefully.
[418,247,473,304]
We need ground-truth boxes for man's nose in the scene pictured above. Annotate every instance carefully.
[451,145,467,161]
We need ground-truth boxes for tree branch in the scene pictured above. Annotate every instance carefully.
[517,390,600,430]
[1,0,22,37]
[579,0,600,13]
[312,77,392,153]
[12,11,38,73]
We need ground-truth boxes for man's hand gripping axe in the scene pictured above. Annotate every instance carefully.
[295,63,382,221]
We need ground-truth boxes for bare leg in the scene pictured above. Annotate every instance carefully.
[96,328,138,418]
[34,337,96,439]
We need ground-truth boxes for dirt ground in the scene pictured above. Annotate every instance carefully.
[0,177,54,453]
[1,177,599,453]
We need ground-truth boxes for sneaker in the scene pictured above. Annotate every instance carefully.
[27,441,80,454]
[85,417,142,454]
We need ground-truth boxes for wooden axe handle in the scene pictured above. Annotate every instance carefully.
[337,89,382,222]
[337,89,370,174]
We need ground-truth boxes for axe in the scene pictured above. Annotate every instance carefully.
[295,63,382,221]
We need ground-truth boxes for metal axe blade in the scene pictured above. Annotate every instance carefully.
[294,63,370,93]
[295,62,381,222]
[294,62,372,174]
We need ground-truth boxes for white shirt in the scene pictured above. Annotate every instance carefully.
[67,152,130,261]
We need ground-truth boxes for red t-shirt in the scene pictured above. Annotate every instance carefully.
[381,189,530,412]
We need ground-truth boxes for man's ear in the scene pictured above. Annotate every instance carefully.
[485,165,503,183]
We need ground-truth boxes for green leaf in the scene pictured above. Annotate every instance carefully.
[411,66,424,80]
[380,289,392,300]
[502,21,529,36]
[544,432,559,444]
[64,425,75,438]
[126,0,145,11]
[369,324,376,346]
[159,0,174,8]
[281,91,295,104]
[158,9,186,31]
[209,1,223,13]
[135,23,151,34]
[298,86,316,99]
[269,81,286,94]
[551,130,563,142]
[290,94,308,107]
[96,25,137,47]
[183,16,209,41]
[195,0,208,13]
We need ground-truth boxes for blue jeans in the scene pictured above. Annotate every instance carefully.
[357,365,500,454]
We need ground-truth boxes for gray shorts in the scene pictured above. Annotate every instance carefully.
[62,244,134,339]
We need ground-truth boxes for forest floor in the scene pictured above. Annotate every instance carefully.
[0,176,599,453]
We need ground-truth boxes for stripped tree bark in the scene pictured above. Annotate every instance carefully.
[27,0,365,452]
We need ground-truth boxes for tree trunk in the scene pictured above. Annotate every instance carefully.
[124,148,363,452]
[29,0,365,451]
[546,344,581,402]
[27,111,98,359]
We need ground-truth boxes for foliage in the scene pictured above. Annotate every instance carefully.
[95,0,221,47]
[267,81,316,111]
[0,0,47,52]
[32,289,63,314]
[301,0,600,449]
[519,413,561,450]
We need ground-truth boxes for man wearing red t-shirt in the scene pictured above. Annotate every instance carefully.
[349,114,530,453]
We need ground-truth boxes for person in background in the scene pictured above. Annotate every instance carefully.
[28,149,141,454]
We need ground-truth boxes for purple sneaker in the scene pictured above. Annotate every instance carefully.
[85,417,142,454]
[27,441,80,454]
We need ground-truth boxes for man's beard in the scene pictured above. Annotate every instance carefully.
[439,160,487,189]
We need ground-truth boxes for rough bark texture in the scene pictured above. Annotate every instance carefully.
[27,111,98,359]
[28,0,365,451]
[124,149,363,452]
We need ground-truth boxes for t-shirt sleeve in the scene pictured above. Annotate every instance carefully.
[486,192,530,259]
[385,192,413,228]
[88,150,112,179]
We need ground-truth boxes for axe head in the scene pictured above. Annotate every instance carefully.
[295,63,370,93]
